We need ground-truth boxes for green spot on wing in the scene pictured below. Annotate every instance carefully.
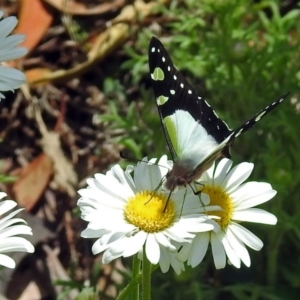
[164,116,180,155]
[157,95,169,105]
[152,67,164,81]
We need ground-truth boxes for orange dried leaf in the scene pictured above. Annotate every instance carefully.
[25,68,53,86]
[12,153,53,210]
[15,0,53,54]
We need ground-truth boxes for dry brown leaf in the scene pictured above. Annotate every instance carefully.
[34,104,78,197]
[15,0,53,54]
[12,153,53,210]
[25,68,53,85]
[43,0,126,15]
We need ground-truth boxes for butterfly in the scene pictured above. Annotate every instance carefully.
[148,36,288,192]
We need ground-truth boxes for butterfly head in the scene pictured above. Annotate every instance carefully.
[165,165,189,191]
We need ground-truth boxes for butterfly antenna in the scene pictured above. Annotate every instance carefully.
[145,175,166,205]
[120,151,171,171]
[120,150,141,163]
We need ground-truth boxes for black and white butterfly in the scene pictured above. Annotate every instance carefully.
[148,36,288,192]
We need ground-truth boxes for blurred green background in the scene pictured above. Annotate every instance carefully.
[99,0,300,299]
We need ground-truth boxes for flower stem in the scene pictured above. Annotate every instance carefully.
[131,254,141,300]
[142,247,152,300]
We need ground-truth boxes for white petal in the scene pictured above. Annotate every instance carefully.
[165,224,194,242]
[88,176,132,205]
[0,200,17,215]
[222,233,241,268]
[213,158,233,186]
[211,232,226,269]
[146,234,160,264]
[102,241,126,263]
[229,223,263,250]
[143,163,158,190]
[233,208,277,224]
[159,246,185,275]
[81,228,109,238]
[0,34,25,50]
[177,242,192,262]
[199,205,222,214]
[0,192,7,199]
[200,192,210,206]
[0,237,34,253]
[159,247,184,275]
[157,155,171,178]
[234,189,277,209]
[188,233,209,267]
[155,232,175,250]
[91,239,107,255]
[178,214,210,225]
[92,232,125,254]
[0,209,25,228]
[0,67,26,90]
[94,168,134,199]
[0,45,27,61]
[226,227,251,267]
[0,17,18,40]
[231,182,273,204]
[78,188,123,209]
[221,162,253,193]
[0,253,15,268]
[0,224,32,240]
[158,246,171,273]
[108,164,135,192]
[123,231,147,257]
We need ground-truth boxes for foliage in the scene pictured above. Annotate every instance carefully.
[94,0,300,299]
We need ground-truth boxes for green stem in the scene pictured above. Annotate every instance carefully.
[131,255,141,300]
[142,248,152,300]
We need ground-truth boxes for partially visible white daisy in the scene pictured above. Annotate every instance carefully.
[0,10,27,98]
[77,156,215,274]
[178,158,277,269]
[0,192,34,268]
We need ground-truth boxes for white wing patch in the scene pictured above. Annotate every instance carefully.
[157,95,169,105]
[165,110,220,168]
[151,67,164,81]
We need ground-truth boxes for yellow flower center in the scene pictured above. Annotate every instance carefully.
[200,184,233,230]
[124,191,175,233]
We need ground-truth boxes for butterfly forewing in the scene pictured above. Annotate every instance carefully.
[148,37,232,160]
[148,36,289,192]
[228,95,288,142]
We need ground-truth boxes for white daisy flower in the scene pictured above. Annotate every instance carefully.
[77,156,215,274]
[0,192,34,268]
[178,158,277,269]
[0,10,27,98]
